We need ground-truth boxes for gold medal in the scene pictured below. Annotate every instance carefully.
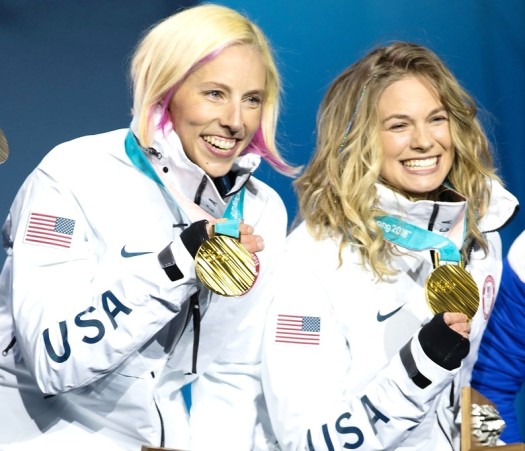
[195,235,259,297]
[0,128,8,164]
[424,264,479,320]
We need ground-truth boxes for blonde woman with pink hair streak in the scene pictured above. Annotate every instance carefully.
[0,4,297,450]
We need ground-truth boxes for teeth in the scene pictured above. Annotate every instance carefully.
[203,135,235,150]
[403,157,438,168]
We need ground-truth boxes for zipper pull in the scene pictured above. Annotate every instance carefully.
[2,336,16,356]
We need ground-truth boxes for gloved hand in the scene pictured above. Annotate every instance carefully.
[418,312,470,370]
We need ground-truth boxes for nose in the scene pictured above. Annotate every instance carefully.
[410,125,433,152]
[220,101,243,136]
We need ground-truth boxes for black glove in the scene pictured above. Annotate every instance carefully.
[158,220,209,282]
[418,312,470,370]
[180,219,209,258]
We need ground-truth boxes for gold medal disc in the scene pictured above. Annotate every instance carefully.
[424,264,479,320]
[0,129,8,164]
[195,235,259,297]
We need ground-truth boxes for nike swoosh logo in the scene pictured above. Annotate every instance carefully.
[377,305,404,322]
[121,246,153,258]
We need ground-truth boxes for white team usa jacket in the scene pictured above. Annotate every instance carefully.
[0,126,286,450]
[262,182,518,450]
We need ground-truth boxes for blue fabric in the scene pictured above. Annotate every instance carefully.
[471,258,525,443]
[181,383,192,412]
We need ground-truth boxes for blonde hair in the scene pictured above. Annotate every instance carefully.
[296,41,500,278]
[130,3,297,175]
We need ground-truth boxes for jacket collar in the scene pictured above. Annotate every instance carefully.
[377,183,467,237]
[376,180,518,237]
[130,118,260,219]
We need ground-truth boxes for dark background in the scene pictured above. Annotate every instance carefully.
[1,0,524,437]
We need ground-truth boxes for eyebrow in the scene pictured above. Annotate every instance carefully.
[201,81,266,97]
[381,107,447,124]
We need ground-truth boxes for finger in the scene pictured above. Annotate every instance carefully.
[239,223,254,235]
[449,320,471,332]
[206,222,214,236]
[443,312,468,325]
[240,234,265,253]
[449,322,471,339]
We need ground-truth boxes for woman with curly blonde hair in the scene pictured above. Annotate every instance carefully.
[263,41,518,450]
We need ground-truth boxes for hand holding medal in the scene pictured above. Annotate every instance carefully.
[195,219,261,297]
[376,215,480,320]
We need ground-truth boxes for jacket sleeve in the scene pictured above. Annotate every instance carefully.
[189,186,287,451]
[262,245,459,450]
[6,164,201,395]
[471,231,525,444]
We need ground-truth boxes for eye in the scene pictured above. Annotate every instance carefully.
[245,95,263,108]
[388,122,408,131]
[430,114,448,124]
[205,90,224,100]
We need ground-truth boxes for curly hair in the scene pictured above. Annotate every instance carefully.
[295,41,500,278]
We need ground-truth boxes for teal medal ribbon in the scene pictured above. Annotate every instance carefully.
[214,187,245,239]
[375,215,461,263]
[376,215,479,319]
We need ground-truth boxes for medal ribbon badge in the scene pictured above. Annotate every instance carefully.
[375,215,479,320]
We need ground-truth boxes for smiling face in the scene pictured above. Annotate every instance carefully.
[169,44,266,178]
[378,75,454,199]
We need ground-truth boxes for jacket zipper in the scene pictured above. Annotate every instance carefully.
[154,395,166,448]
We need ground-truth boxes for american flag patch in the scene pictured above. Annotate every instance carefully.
[275,314,320,345]
[24,212,75,249]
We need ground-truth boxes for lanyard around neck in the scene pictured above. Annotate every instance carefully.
[375,215,463,264]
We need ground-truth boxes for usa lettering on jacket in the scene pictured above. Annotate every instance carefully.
[307,395,391,449]
[43,290,132,363]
